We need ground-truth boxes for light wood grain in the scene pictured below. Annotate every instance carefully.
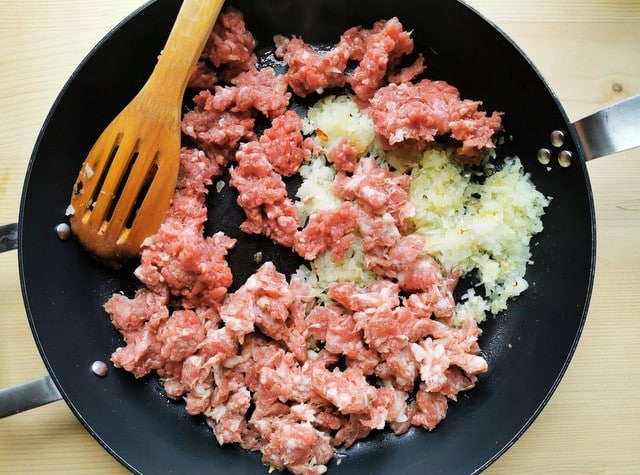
[0,1,639,474]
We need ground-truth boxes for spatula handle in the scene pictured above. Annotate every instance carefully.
[145,0,225,106]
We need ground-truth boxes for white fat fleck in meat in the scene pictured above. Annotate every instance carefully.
[244,274,261,291]
[290,403,316,423]
[209,405,227,422]
[223,355,244,369]
[194,384,208,396]
[359,185,386,207]
[411,340,449,390]
[286,439,301,451]
[276,360,289,378]
[325,385,354,411]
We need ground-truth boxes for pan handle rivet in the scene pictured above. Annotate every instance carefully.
[537,148,551,165]
[558,150,573,168]
[91,360,109,377]
[55,223,72,240]
[550,130,565,147]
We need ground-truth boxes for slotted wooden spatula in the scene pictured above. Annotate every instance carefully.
[69,0,224,265]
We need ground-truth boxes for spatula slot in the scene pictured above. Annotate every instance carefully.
[87,133,123,215]
[104,140,142,225]
[124,155,160,231]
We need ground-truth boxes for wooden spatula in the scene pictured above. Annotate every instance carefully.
[68,0,224,265]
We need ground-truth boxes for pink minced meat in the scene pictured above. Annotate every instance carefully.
[219,262,312,361]
[333,156,415,229]
[229,141,300,247]
[293,202,357,262]
[182,90,256,169]
[134,147,236,309]
[229,111,313,247]
[103,9,495,475]
[347,17,415,103]
[275,17,416,102]
[188,60,218,90]
[201,7,257,80]
[204,67,292,119]
[274,34,352,97]
[388,54,426,84]
[259,110,315,176]
[368,78,503,164]
[325,137,360,173]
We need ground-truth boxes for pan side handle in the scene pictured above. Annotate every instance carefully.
[0,226,63,416]
[0,222,18,252]
[0,376,62,418]
[573,94,640,161]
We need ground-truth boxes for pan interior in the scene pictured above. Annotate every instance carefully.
[18,1,594,474]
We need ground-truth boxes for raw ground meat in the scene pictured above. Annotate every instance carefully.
[369,79,503,164]
[102,8,499,475]
[229,109,314,247]
[201,6,257,81]
[134,147,236,309]
[293,202,357,262]
[275,17,418,103]
[346,17,414,103]
[274,34,351,97]
[326,138,360,173]
[205,67,292,119]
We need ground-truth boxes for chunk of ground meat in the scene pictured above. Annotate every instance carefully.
[274,35,351,97]
[259,110,315,176]
[410,388,449,430]
[135,147,236,308]
[157,309,206,362]
[137,223,236,308]
[205,68,291,119]
[275,16,414,103]
[182,90,256,152]
[326,138,360,173]
[188,60,218,89]
[333,156,415,229]
[311,366,378,416]
[258,418,334,475]
[294,202,357,261]
[202,7,257,80]
[368,78,502,164]
[104,287,169,332]
[348,17,414,103]
[306,305,364,358]
[106,290,170,378]
[208,386,252,445]
[229,110,313,247]
[221,262,313,361]
[230,141,300,247]
[388,54,426,84]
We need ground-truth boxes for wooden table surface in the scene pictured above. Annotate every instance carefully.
[1,1,638,473]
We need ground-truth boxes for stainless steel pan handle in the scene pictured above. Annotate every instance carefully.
[574,94,640,161]
[0,223,63,418]
[0,223,18,252]
[0,376,62,418]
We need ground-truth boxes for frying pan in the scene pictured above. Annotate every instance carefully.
[0,0,638,473]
